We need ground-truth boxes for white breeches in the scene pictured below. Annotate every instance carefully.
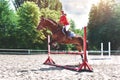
[63,25,70,31]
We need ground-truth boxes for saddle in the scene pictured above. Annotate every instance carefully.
[58,24,72,39]
[62,28,72,39]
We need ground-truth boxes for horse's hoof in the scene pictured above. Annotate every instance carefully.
[55,46,59,50]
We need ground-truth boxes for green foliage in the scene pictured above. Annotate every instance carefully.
[69,19,75,31]
[88,0,120,50]
[17,1,41,49]
[13,0,62,11]
[74,29,84,37]
[17,1,40,27]
[40,8,60,21]
[39,0,62,11]
[0,0,18,48]
[69,19,83,36]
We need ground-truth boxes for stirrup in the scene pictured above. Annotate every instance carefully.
[62,28,66,35]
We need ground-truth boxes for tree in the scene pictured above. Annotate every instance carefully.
[40,8,60,21]
[69,19,83,36]
[111,3,120,50]
[0,0,18,48]
[87,0,120,50]
[69,19,75,31]
[12,0,62,11]
[17,1,41,49]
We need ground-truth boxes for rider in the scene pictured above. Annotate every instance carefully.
[59,10,70,37]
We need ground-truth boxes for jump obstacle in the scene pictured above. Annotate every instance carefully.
[101,42,111,57]
[43,27,93,72]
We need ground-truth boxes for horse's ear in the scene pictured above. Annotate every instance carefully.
[40,15,44,19]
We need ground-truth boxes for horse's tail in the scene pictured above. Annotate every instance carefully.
[78,36,84,61]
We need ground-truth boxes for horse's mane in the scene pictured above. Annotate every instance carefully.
[47,18,58,25]
[47,18,62,28]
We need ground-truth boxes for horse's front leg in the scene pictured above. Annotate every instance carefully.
[49,39,55,45]
[49,40,59,49]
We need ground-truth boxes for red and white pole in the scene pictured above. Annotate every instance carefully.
[48,35,50,57]
[43,35,55,64]
[77,26,93,71]
[84,27,87,62]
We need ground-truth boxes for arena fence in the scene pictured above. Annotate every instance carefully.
[0,49,47,55]
[0,49,120,55]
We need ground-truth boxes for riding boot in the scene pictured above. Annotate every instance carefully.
[64,28,67,36]
[63,28,72,39]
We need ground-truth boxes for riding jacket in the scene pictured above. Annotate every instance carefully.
[59,15,69,26]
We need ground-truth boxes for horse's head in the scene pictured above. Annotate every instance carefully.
[37,16,58,30]
[37,17,59,32]
[37,16,47,30]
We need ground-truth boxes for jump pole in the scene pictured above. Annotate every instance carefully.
[77,26,93,71]
[44,27,93,72]
[43,35,55,64]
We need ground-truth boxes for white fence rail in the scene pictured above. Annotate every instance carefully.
[0,49,47,54]
[0,48,120,55]
[0,42,119,55]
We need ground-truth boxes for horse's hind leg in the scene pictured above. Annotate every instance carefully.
[76,45,84,62]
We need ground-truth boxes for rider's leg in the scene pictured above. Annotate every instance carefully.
[66,25,70,31]
[62,26,72,39]
[62,26,66,35]
[64,27,67,33]
[64,27,69,37]
[65,25,72,39]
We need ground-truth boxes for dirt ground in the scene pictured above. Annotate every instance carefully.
[0,54,120,80]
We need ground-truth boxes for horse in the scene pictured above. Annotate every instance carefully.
[37,17,84,60]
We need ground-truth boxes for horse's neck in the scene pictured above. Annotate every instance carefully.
[46,20,59,33]
[49,25,60,34]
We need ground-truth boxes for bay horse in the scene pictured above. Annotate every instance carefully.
[37,17,83,59]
